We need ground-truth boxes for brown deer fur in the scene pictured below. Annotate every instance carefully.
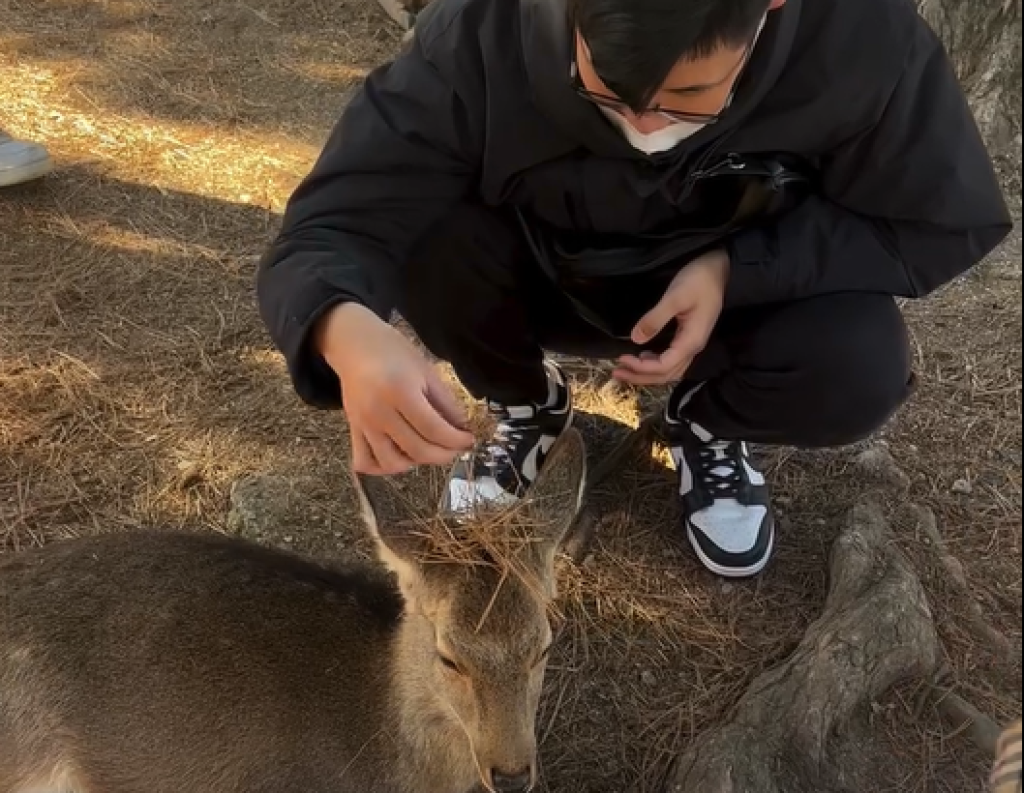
[0,430,587,793]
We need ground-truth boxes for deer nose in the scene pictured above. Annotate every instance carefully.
[491,768,533,793]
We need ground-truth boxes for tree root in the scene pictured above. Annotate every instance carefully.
[906,503,1012,658]
[663,499,941,793]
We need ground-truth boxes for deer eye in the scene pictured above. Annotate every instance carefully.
[438,653,465,675]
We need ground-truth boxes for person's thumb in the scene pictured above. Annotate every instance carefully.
[631,297,678,345]
[423,366,470,432]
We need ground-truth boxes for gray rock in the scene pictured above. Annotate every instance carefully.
[227,474,294,541]
[951,478,973,495]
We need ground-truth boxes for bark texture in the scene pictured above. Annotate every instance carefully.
[917,0,1022,177]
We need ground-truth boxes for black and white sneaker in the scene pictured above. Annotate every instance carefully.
[664,384,774,578]
[443,360,573,514]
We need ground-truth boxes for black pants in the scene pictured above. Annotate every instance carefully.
[397,204,913,448]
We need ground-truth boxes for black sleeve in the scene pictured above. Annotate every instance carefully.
[724,22,1013,307]
[256,24,481,408]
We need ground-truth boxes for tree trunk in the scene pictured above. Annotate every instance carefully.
[916,0,1022,190]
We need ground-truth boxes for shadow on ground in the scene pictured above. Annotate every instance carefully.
[1,163,359,552]
[1,0,399,141]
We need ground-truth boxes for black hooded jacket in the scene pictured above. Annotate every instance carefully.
[257,0,1013,407]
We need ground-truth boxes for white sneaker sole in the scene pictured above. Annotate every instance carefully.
[687,525,774,578]
[0,155,53,187]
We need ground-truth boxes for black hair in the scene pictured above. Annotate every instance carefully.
[573,0,771,111]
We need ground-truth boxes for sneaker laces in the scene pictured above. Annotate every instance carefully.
[477,401,536,475]
[694,438,744,499]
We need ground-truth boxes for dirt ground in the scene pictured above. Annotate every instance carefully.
[1,1,1020,791]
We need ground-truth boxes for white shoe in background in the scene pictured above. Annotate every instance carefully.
[0,131,53,187]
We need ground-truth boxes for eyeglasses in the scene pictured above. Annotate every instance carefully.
[569,20,761,126]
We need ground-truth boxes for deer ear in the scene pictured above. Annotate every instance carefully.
[521,427,587,575]
[352,469,436,605]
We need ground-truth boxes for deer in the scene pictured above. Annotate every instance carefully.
[0,428,587,793]
[990,717,1022,793]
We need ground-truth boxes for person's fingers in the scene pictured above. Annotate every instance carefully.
[616,342,691,377]
[619,304,711,376]
[631,293,685,345]
[423,368,474,436]
[350,429,384,475]
[401,382,475,452]
[611,361,692,386]
[364,429,416,475]
[667,309,713,362]
[384,409,465,466]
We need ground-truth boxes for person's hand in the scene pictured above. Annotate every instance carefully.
[315,302,475,475]
[612,248,730,386]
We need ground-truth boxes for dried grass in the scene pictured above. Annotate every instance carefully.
[1,2,1020,791]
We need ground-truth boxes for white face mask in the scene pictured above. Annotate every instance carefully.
[599,106,707,154]
[593,15,768,155]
